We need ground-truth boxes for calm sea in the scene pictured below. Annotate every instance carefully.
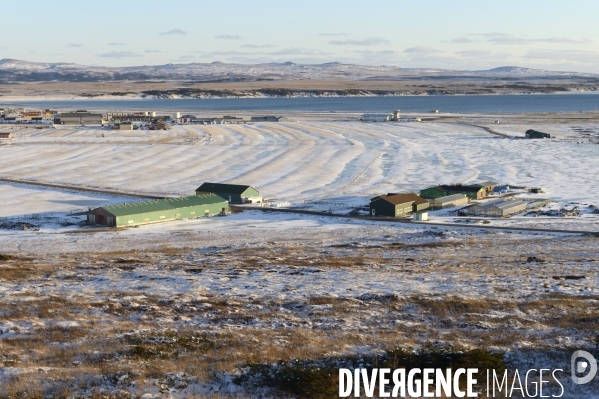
[5,94,599,113]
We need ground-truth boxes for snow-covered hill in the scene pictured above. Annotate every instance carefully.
[0,58,594,83]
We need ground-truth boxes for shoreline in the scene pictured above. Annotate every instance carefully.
[2,90,599,103]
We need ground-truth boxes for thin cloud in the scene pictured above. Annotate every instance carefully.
[404,46,441,55]
[267,47,329,56]
[470,32,511,38]
[319,32,349,37]
[108,42,126,46]
[241,44,274,48]
[215,34,242,40]
[160,29,187,35]
[354,50,396,55]
[451,37,473,43]
[455,50,491,58]
[485,35,592,45]
[67,43,83,48]
[207,50,254,56]
[488,36,530,45]
[97,51,140,58]
[329,37,389,46]
[541,37,592,44]
[144,50,162,53]
[174,55,194,61]
[524,49,599,64]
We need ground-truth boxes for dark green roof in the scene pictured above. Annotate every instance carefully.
[195,182,259,195]
[100,194,226,217]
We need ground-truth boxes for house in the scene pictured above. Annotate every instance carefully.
[369,192,429,217]
[195,182,261,204]
[467,199,527,217]
[428,194,469,210]
[87,194,228,228]
[525,129,551,139]
[474,181,499,193]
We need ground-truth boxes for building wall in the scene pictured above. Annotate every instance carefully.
[89,201,228,227]
[370,200,395,216]
[444,189,484,200]
[195,187,260,204]
[429,196,469,209]
[413,202,430,212]
[61,115,103,125]
[370,200,413,217]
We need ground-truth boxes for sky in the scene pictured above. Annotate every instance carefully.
[2,0,599,73]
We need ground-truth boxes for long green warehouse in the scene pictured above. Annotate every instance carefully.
[87,194,228,227]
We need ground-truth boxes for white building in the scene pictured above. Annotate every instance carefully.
[360,113,392,122]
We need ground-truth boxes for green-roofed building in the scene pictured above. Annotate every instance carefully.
[87,194,228,227]
[195,182,261,203]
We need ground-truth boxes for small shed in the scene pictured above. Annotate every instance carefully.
[195,182,261,204]
[493,185,510,193]
[0,132,13,139]
[413,211,428,221]
[119,122,133,130]
[428,194,469,209]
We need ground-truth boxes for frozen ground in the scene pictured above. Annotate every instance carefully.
[1,120,599,397]
[2,121,598,232]
[1,212,599,397]
[1,121,598,203]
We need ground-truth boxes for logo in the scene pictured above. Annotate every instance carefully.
[571,350,597,385]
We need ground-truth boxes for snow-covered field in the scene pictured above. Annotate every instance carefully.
[2,120,599,397]
[1,121,598,203]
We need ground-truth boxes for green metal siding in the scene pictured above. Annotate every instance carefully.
[96,194,228,227]
[420,187,446,198]
[114,201,227,227]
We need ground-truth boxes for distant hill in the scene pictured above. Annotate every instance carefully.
[0,58,594,83]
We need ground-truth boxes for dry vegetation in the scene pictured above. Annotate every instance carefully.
[1,234,598,397]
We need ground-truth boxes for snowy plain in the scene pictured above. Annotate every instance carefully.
[1,120,599,397]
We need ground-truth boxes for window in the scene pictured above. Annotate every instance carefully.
[144,218,150,221]
[159,216,165,219]
[128,220,134,224]
[190,211,196,215]
[175,214,180,217]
